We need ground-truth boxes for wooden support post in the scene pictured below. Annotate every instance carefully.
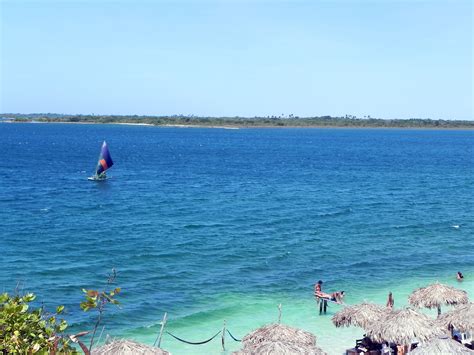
[278,304,282,324]
[96,326,105,346]
[154,312,167,348]
[221,320,226,351]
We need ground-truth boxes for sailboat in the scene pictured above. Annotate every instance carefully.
[88,141,114,181]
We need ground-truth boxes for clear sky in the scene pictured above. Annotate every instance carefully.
[1,0,472,119]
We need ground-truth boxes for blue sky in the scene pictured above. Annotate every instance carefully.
[1,0,472,119]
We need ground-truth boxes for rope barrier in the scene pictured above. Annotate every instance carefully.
[166,330,222,345]
[227,329,241,342]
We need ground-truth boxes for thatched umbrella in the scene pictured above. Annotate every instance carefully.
[241,323,316,348]
[332,302,389,330]
[411,335,474,355]
[365,308,445,345]
[408,282,469,316]
[233,341,327,355]
[437,302,474,333]
[91,339,170,355]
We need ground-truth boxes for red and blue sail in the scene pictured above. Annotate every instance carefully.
[96,141,114,175]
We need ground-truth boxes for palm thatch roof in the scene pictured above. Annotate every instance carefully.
[91,339,169,355]
[437,302,474,333]
[365,308,445,345]
[241,324,316,348]
[411,335,474,355]
[408,282,469,313]
[332,302,389,330]
[233,341,327,355]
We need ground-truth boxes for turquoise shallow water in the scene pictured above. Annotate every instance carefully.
[0,123,473,354]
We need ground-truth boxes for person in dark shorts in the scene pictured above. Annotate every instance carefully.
[386,292,394,309]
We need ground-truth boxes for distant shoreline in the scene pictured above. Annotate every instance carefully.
[1,120,244,130]
[2,120,474,130]
[2,113,473,130]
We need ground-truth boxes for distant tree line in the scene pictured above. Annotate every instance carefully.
[1,113,473,129]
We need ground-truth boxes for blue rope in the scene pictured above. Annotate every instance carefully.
[166,330,222,345]
[227,329,241,342]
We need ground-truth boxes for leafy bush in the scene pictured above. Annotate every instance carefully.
[80,268,121,351]
[0,292,74,353]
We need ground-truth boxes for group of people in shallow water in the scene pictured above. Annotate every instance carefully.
[314,280,395,309]
[314,271,465,309]
[314,280,345,304]
[313,272,466,354]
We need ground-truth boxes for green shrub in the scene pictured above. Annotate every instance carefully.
[0,292,74,353]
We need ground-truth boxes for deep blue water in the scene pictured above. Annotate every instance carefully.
[0,123,473,352]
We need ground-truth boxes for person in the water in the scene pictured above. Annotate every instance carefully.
[457,271,464,281]
[331,291,345,304]
[314,280,323,296]
[386,291,394,309]
[317,290,345,304]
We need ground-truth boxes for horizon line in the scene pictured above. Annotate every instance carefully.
[2,113,473,122]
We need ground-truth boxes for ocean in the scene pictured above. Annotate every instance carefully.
[0,123,472,354]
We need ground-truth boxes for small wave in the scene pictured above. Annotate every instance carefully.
[140,306,244,332]
[126,253,160,260]
[345,260,376,268]
[183,223,202,229]
[452,225,460,229]
[266,251,291,262]
[183,223,227,229]
[393,223,422,230]
[317,208,352,217]
[163,304,243,327]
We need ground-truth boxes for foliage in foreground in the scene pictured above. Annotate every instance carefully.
[0,292,73,353]
[80,268,121,352]
[0,269,121,354]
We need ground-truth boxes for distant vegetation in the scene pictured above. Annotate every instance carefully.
[2,113,473,128]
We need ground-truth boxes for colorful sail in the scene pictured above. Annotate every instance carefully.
[96,141,114,175]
